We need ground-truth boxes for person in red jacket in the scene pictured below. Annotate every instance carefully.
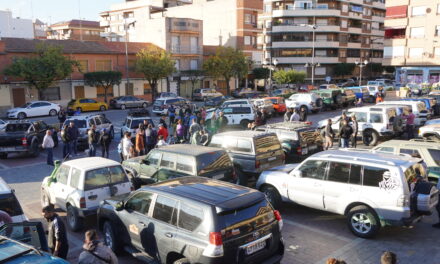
[157,123,169,141]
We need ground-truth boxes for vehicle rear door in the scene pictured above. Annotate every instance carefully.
[51,165,71,210]
[222,107,234,124]
[255,135,284,171]
[323,162,361,214]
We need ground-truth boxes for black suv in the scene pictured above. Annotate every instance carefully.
[97,177,284,264]
[256,121,322,162]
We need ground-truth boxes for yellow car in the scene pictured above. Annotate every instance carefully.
[67,98,108,112]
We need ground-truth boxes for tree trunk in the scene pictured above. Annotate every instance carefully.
[225,78,231,95]
[104,86,108,103]
[151,80,158,100]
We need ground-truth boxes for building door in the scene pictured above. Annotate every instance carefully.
[12,88,25,107]
[125,83,134,96]
[74,86,85,99]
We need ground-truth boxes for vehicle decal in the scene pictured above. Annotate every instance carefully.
[129,224,139,235]
[379,171,399,191]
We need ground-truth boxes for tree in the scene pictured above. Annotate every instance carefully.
[135,46,175,99]
[252,67,270,80]
[180,70,204,99]
[203,47,248,95]
[334,63,355,77]
[273,69,306,85]
[84,71,122,103]
[3,43,78,93]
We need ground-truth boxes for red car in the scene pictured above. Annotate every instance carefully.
[265,97,286,114]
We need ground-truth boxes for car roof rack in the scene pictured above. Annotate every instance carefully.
[409,138,440,143]
[128,109,150,117]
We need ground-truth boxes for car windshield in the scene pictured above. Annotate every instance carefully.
[64,119,87,129]
[197,152,233,175]
[84,165,128,191]
[428,149,440,166]
[350,88,360,93]
[130,119,150,129]
[20,103,31,108]
[5,124,31,132]
[426,119,440,125]
[154,100,164,106]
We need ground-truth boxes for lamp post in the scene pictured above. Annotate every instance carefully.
[355,60,369,86]
[262,58,278,91]
[299,23,318,86]
[124,18,136,94]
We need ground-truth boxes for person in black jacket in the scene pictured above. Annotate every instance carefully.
[68,122,79,156]
[42,205,68,259]
[88,125,98,157]
[299,107,308,121]
[324,119,335,150]
[58,108,66,124]
[339,120,353,148]
[99,129,112,158]
[350,115,358,148]
[60,125,71,159]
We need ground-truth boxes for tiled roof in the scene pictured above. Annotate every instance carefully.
[1,38,159,55]
[51,20,100,28]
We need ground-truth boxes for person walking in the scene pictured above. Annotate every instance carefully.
[58,107,66,125]
[284,108,293,122]
[42,130,55,166]
[60,125,71,159]
[88,125,98,157]
[339,120,353,148]
[175,119,185,143]
[42,205,69,260]
[299,107,308,122]
[78,229,118,264]
[217,111,228,132]
[404,109,415,139]
[145,124,157,153]
[189,119,201,140]
[350,114,358,148]
[122,132,133,160]
[135,127,145,156]
[324,119,335,150]
[338,112,350,147]
[99,129,112,159]
[168,104,176,127]
[201,107,207,121]
[68,121,79,156]
[290,109,300,122]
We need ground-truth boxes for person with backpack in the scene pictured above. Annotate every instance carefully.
[78,229,118,264]
[87,125,99,157]
[99,129,112,159]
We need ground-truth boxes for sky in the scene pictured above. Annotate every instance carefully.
[0,0,122,24]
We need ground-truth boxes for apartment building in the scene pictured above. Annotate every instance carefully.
[0,10,34,39]
[33,19,48,39]
[47,20,103,41]
[258,0,386,82]
[383,0,440,84]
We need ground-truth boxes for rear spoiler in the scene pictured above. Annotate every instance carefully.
[216,192,265,214]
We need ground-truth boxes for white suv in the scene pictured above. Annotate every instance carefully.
[418,123,440,141]
[206,104,255,128]
[257,149,439,238]
[377,101,428,126]
[40,157,132,231]
[285,93,322,113]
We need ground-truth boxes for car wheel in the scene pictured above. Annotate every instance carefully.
[347,206,380,238]
[120,104,126,110]
[29,141,40,157]
[66,205,83,232]
[0,153,7,159]
[17,112,26,120]
[261,185,281,209]
[40,190,51,208]
[103,221,120,253]
[100,105,106,111]
[174,258,190,264]
[240,119,250,129]
[49,109,57,116]
[142,103,148,108]
[300,105,308,113]
[362,130,379,146]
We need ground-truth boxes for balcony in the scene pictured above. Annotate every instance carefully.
[171,45,201,55]
[272,25,340,33]
[371,16,384,23]
[348,27,362,34]
[272,41,340,48]
[100,20,110,27]
[272,8,340,18]
[273,57,339,64]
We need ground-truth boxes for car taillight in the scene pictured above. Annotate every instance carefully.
[297,147,302,154]
[273,210,283,231]
[305,121,313,125]
[80,197,86,208]
[21,137,27,146]
[203,232,224,257]
[255,160,261,169]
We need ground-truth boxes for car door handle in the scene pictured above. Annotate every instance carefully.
[139,221,146,227]
[165,232,173,238]
[88,195,98,200]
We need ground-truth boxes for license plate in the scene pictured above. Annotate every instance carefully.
[0,147,15,152]
[308,145,317,151]
[212,174,224,180]
[246,240,266,255]
[268,157,276,161]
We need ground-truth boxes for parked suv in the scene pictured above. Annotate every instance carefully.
[120,109,155,139]
[256,122,322,162]
[206,104,255,128]
[97,177,284,264]
[373,139,440,183]
[152,97,189,115]
[0,177,27,222]
[193,88,222,101]
[257,149,439,238]
[285,93,322,113]
[377,101,428,126]
[209,131,285,186]
[221,99,253,108]
[40,157,132,231]
[122,144,235,188]
[63,114,114,150]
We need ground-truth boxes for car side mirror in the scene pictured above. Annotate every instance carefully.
[115,201,124,211]
[292,170,302,178]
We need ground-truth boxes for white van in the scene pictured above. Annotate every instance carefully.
[377,101,428,126]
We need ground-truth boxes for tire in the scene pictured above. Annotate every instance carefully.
[49,109,57,116]
[240,119,250,129]
[100,105,106,111]
[300,105,308,113]
[362,130,379,146]
[347,206,380,238]
[29,140,40,157]
[142,103,148,108]
[315,98,323,108]
[103,221,120,253]
[17,112,26,120]
[261,185,281,209]
[0,153,7,159]
[120,104,126,110]
[66,205,83,232]
[174,258,190,264]
[40,190,51,208]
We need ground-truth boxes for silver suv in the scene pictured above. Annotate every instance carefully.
[256,149,439,238]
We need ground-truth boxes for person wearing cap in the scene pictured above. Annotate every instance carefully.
[42,205,69,259]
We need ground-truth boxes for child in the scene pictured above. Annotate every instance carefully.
[156,135,168,147]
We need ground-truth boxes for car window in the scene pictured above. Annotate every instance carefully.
[363,166,389,187]
[147,151,161,166]
[428,149,440,166]
[88,119,95,127]
[370,113,383,123]
[255,135,281,154]
[234,107,251,114]
[84,168,110,191]
[208,136,223,148]
[109,166,128,184]
[40,102,51,107]
[94,117,102,126]
[224,138,238,150]
[349,164,362,185]
[198,152,233,175]
[56,165,70,185]
[152,195,178,225]
[160,153,177,169]
[178,203,203,232]
[327,162,350,183]
[223,108,233,114]
[125,192,153,215]
[298,160,328,180]
[89,99,98,103]
[0,193,24,217]
[70,168,81,188]
[176,155,194,173]
[400,148,420,157]
[236,139,252,153]
[30,103,41,108]
[375,146,394,153]
[79,99,87,103]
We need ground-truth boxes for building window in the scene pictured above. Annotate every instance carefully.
[190,60,198,70]
[190,37,198,53]
[245,14,252,24]
[410,27,425,38]
[171,36,180,52]
[383,46,405,58]
[339,50,347,58]
[96,60,112,71]
[438,4,440,14]
[244,36,251,45]
[144,83,152,95]
[435,48,440,57]
[314,67,326,75]
[77,60,88,72]
[385,28,406,39]
[409,48,424,58]
[39,87,61,101]
[412,6,427,16]
[128,60,136,72]
[264,4,272,13]
[97,85,114,97]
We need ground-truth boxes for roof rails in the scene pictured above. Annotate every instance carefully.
[319,149,407,166]
[409,138,440,143]
[128,109,150,117]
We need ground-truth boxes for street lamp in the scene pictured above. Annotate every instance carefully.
[124,18,136,94]
[355,60,369,86]
[299,24,318,86]
[262,58,278,91]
